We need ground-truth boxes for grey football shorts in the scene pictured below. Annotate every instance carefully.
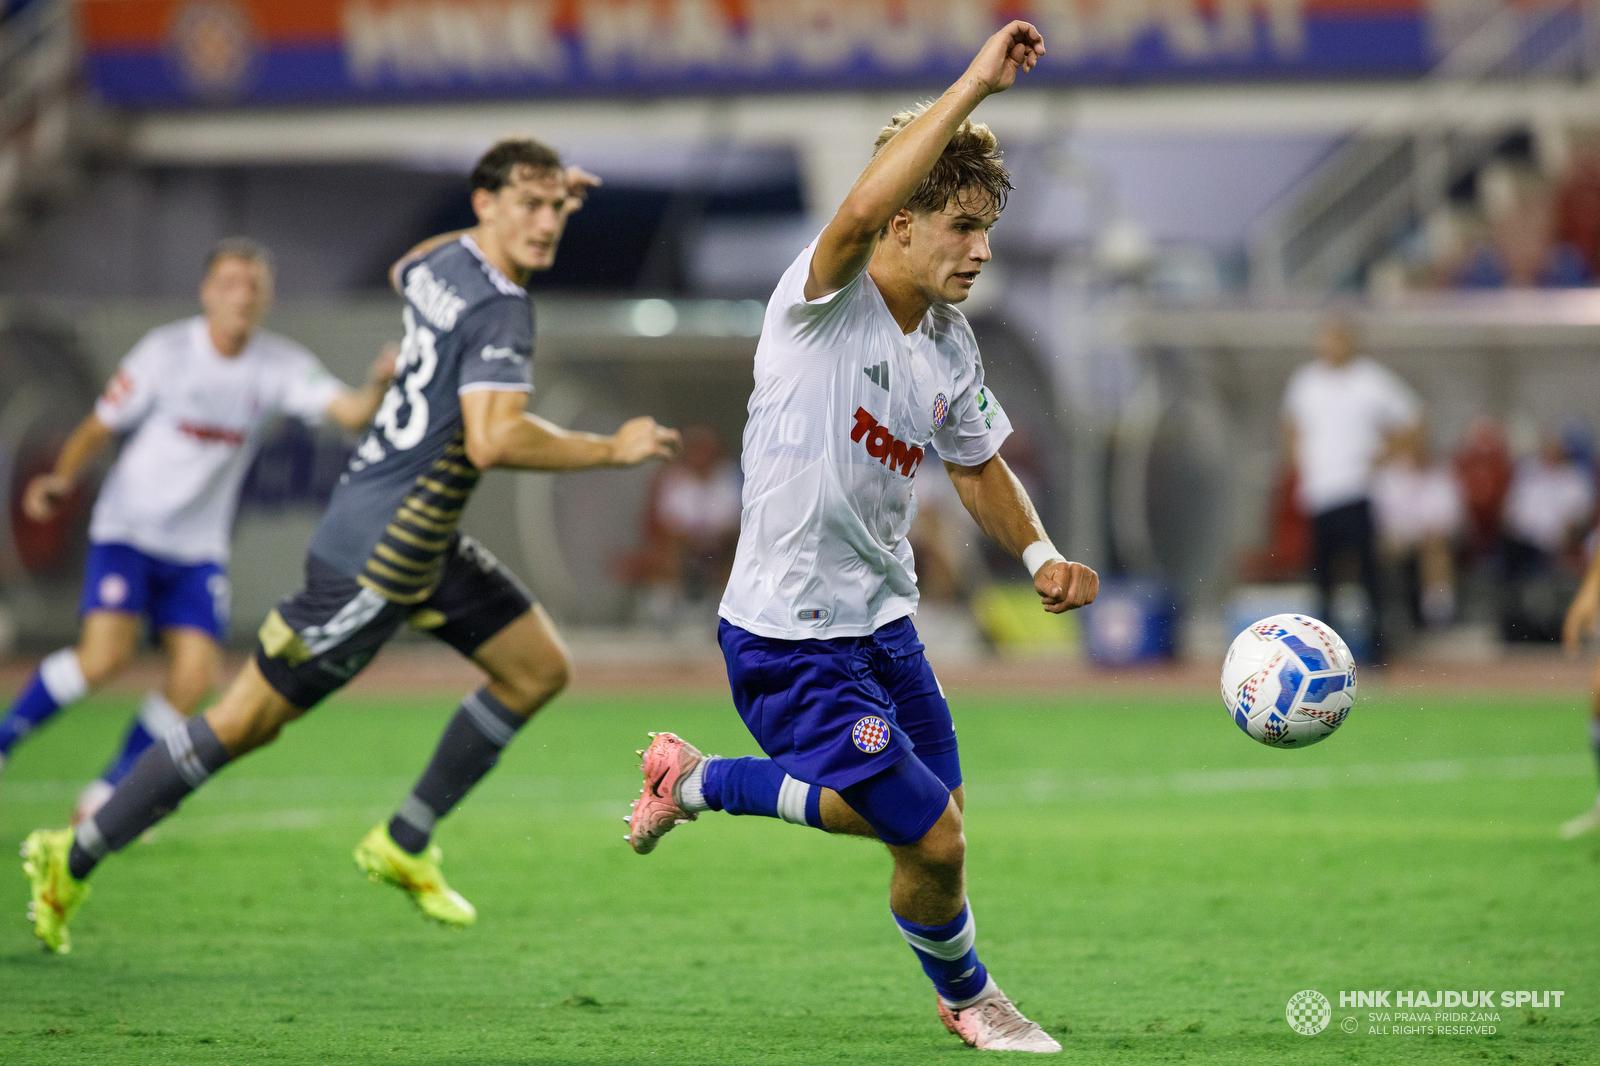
[255,534,534,710]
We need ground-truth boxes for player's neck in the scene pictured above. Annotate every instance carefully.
[469,226,531,288]
[867,260,932,335]
[207,321,250,358]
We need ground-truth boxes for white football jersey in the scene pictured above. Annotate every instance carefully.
[90,316,344,564]
[719,237,1013,640]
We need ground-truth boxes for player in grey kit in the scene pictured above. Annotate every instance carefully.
[23,138,681,952]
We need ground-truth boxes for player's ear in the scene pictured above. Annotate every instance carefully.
[470,186,497,224]
[889,209,914,247]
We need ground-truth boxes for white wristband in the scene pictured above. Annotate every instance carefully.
[1022,540,1065,578]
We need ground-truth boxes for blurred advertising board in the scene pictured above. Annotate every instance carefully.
[79,0,1446,109]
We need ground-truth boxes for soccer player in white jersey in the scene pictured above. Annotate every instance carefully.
[0,239,393,822]
[627,21,1097,1054]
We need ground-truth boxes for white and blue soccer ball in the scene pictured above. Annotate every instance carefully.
[1221,614,1356,748]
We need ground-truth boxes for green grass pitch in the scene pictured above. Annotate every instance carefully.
[1,684,1597,1064]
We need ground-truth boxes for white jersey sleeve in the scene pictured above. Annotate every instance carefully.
[272,343,344,424]
[932,327,1012,467]
[770,236,872,349]
[94,332,167,433]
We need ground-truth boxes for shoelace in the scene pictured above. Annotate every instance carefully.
[975,996,1043,1042]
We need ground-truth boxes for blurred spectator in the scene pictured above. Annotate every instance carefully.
[1499,432,1596,642]
[1455,163,1591,289]
[1453,415,1514,560]
[1282,318,1420,662]
[1555,150,1600,277]
[1379,161,1594,294]
[619,425,742,626]
[1372,426,1463,629]
[1504,433,1595,565]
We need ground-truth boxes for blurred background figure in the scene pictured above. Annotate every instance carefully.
[1453,416,1517,565]
[1373,141,1599,295]
[1499,430,1597,642]
[1372,426,1464,632]
[621,426,741,630]
[1454,162,1591,289]
[1282,318,1420,663]
[907,455,987,607]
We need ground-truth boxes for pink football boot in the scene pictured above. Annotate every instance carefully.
[937,982,1062,1053]
[625,731,702,854]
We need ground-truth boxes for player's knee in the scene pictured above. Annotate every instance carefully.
[497,648,570,713]
[210,694,298,755]
[165,671,215,715]
[909,807,965,873]
[76,642,133,687]
[539,647,572,698]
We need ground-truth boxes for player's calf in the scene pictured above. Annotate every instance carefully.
[384,686,528,855]
[58,661,293,885]
[63,713,232,881]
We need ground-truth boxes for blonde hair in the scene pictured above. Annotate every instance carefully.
[873,103,1011,216]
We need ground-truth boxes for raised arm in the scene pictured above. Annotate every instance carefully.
[944,454,1097,614]
[460,389,680,472]
[23,412,115,523]
[805,21,1044,301]
[324,344,398,430]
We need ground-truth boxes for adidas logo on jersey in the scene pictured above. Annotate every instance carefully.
[851,407,924,477]
[863,361,890,390]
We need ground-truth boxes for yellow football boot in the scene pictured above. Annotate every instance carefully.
[352,823,476,927]
[21,828,91,955]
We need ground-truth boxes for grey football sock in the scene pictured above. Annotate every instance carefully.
[388,688,526,854]
[68,717,231,880]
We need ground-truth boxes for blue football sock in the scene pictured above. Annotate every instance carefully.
[0,649,87,758]
[691,756,823,828]
[100,692,187,787]
[895,902,991,1008]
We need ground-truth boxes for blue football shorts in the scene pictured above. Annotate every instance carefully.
[79,542,229,640]
[719,615,961,846]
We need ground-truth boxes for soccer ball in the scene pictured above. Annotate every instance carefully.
[1221,614,1356,748]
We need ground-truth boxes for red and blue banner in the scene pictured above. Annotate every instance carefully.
[79,0,1452,109]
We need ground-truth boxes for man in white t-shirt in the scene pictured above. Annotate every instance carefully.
[1283,319,1419,662]
[626,22,1097,1053]
[0,239,393,821]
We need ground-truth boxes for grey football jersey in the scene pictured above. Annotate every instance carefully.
[307,236,533,602]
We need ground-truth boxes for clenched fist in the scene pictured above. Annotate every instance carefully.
[1035,560,1098,614]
